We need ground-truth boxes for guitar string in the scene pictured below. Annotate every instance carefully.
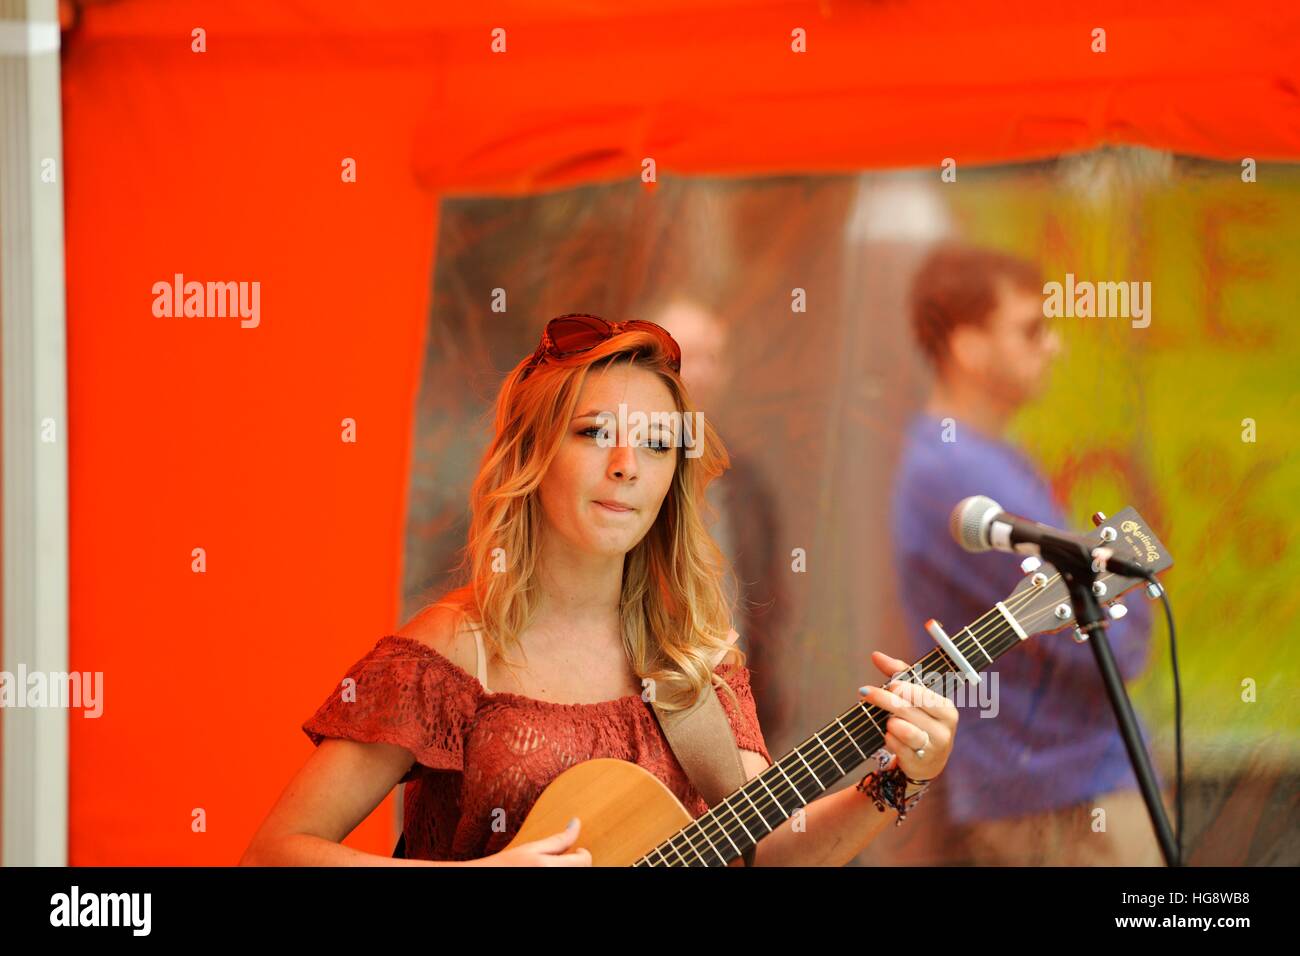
[644,567,1118,865]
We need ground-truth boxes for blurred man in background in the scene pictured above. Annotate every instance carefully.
[889,243,1164,865]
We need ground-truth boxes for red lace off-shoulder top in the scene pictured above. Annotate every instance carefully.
[302,635,772,862]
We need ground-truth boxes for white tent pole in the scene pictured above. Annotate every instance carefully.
[0,0,69,867]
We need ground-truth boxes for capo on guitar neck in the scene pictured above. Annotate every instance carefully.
[924,619,982,686]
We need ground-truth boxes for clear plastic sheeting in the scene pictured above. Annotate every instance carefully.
[402,153,1299,866]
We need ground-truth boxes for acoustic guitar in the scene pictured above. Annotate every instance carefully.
[502,505,1174,865]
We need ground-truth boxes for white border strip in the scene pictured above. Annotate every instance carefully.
[2,5,69,867]
[0,21,60,56]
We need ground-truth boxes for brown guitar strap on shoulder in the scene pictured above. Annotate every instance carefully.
[652,674,757,867]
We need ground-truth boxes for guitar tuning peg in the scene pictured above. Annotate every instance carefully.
[1091,512,1107,527]
[1146,581,1164,599]
[1072,627,1089,644]
[1107,603,1128,620]
[1020,556,1042,574]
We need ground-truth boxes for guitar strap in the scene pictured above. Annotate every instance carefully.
[651,676,757,867]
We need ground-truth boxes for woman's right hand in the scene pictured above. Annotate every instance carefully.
[469,817,593,867]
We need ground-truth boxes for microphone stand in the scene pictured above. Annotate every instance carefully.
[1038,536,1181,867]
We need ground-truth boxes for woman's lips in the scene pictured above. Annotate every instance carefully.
[594,500,634,513]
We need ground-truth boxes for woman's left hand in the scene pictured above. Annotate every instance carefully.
[857,651,959,782]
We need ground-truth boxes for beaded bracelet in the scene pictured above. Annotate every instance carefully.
[856,749,932,825]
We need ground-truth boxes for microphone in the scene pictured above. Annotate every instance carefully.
[949,495,1152,579]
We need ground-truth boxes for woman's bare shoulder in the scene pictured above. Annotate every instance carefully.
[394,602,479,676]
[711,628,743,669]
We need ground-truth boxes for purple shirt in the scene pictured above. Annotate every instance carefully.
[890,413,1159,824]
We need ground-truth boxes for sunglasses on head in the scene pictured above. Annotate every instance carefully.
[522,313,682,378]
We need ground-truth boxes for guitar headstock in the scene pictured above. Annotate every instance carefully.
[1004,506,1173,639]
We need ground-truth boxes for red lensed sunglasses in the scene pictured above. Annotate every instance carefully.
[522,313,682,378]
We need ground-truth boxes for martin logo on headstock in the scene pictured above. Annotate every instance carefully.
[1005,506,1173,643]
[1118,517,1162,566]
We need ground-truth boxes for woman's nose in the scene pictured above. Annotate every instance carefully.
[607,441,638,480]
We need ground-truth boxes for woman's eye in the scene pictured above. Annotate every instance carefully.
[579,427,671,453]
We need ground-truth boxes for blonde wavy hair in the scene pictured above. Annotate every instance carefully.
[426,326,744,712]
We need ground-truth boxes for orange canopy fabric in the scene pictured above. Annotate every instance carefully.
[59,0,1300,863]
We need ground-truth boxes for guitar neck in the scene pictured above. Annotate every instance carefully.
[634,601,1030,867]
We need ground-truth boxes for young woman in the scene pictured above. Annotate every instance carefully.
[240,314,957,866]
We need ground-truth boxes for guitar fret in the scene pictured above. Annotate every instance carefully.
[753,774,780,813]
[963,625,993,664]
[723,798,757,844]
[835,717,868,761]
[712,816,743,858]
[737,788,772,833]
[687,835,707,866]
[812,732,845,775]
[793,747,825,791]
[681,837,702,868]
[772,761,807,806]
[857,701,885,737]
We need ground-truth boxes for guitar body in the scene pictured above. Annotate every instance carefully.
[503,758,711,866]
